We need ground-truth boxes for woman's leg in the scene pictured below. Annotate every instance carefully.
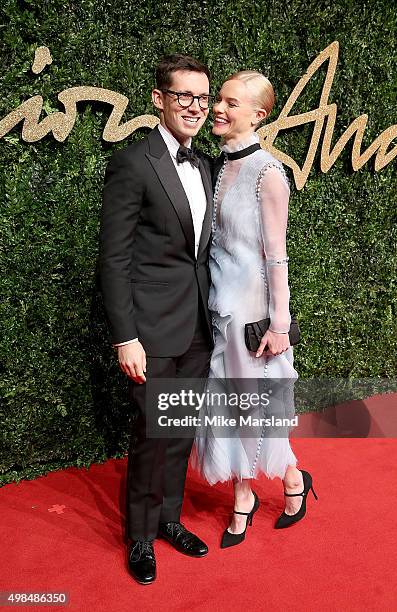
[263,350,303,515]
[227,479,255,534]
[282,464,304,515]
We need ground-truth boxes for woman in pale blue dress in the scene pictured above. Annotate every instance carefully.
[192,71,317,547]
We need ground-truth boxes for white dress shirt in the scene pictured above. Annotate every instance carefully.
[114,123,208,348]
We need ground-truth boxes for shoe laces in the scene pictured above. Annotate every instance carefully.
[165,522,187,538]
[130,540,154,561]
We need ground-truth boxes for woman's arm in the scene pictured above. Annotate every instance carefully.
[257,163,291,334]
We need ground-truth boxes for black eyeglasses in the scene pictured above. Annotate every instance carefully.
[161,89,213,110]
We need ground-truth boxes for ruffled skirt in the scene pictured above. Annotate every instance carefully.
[191,311,299,484]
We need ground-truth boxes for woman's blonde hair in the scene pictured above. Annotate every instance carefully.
[225,70,275,120]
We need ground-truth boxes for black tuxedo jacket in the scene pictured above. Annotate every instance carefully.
[99,125,214,357]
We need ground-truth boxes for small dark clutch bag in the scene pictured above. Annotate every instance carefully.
[244,315,300,352]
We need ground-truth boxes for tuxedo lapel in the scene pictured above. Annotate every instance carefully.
[146,127,195,259]
[212,153,225,190]
[197,157,213,256]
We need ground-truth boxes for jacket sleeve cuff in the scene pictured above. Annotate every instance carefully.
[112,338,139,348]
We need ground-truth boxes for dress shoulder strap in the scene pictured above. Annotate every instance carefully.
[252,150,290,196]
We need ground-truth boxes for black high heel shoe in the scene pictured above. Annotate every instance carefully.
[275,469,318,529]
[221,491,260,548]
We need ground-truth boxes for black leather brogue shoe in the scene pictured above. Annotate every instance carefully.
[158,522,208,557]
[127,540,156,585]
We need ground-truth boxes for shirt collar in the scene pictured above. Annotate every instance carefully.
[158,123,192,159]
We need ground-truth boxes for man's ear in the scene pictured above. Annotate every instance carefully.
[152,89,164,111]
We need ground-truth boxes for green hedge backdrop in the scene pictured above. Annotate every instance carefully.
[1,0,396,484]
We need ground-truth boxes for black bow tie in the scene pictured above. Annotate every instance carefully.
[176,145,200,168]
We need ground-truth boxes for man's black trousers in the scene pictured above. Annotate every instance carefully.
[126,305,212,541]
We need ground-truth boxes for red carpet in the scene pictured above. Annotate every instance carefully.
[1,437,397,611]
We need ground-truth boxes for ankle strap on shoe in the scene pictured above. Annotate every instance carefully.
[233,509,251,515]
[283,490,304,497]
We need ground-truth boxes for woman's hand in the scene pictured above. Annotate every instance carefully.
[255,329,290,358]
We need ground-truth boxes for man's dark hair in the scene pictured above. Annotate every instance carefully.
[156,54,210,89]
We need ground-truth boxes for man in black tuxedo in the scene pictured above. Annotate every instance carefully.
[99,55,214,584]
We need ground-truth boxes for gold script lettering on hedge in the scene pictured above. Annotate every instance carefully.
[0,42,396,190]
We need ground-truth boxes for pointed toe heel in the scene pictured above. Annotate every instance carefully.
[221,491,260,549]
[275,469,318,529]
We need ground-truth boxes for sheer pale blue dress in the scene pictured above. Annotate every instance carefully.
[192,133,299,484]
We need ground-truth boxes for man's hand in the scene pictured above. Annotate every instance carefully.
[255,329,290,358]
[117,342,147,383]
